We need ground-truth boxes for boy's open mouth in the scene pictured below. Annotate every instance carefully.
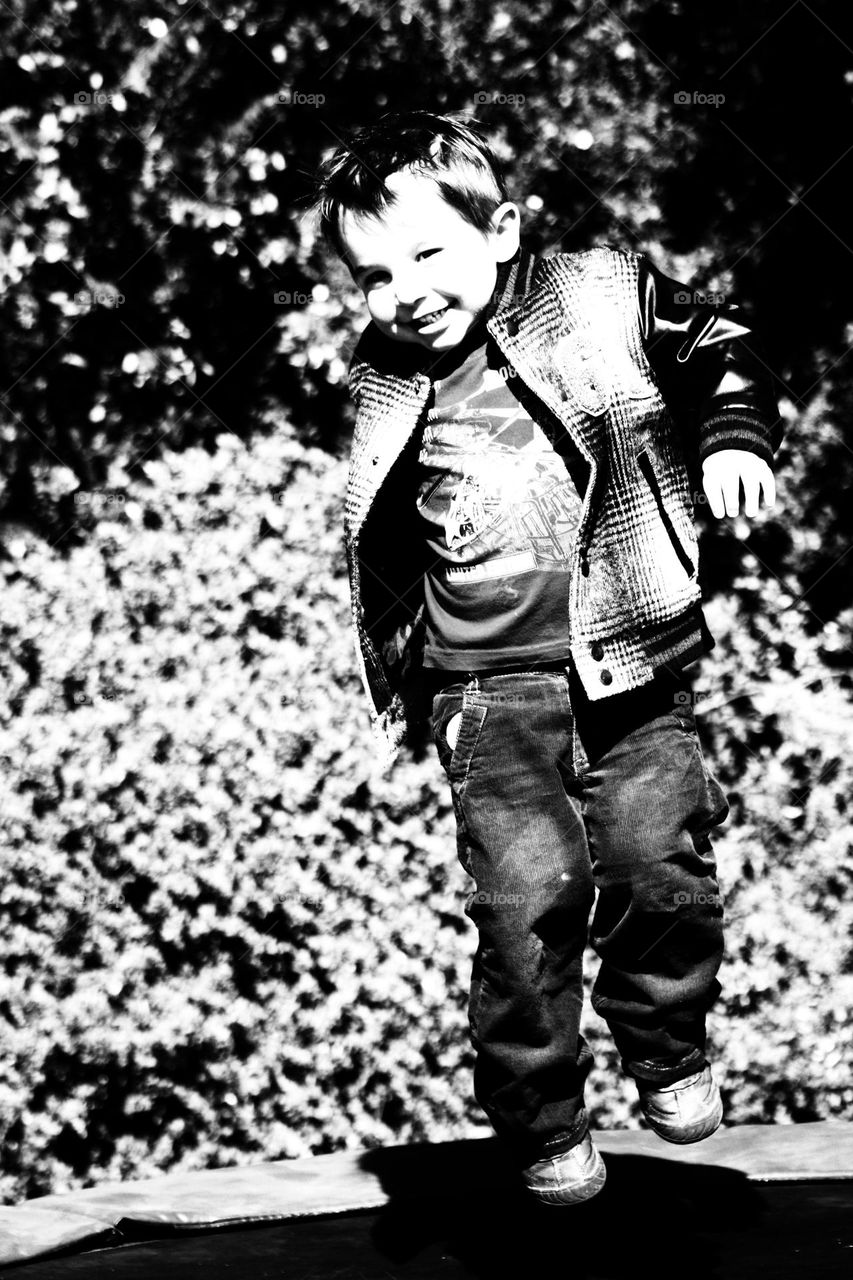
[411,305,449,331]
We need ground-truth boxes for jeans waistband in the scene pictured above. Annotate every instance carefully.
[424,659,571,692]
[424,660,688,702]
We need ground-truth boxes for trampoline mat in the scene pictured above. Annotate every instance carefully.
[4,1178,853,1279]
[1,1123,851,1278]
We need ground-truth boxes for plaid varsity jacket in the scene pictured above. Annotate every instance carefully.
[344,244,782,772]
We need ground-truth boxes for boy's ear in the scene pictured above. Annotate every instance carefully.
[491,201,521,263]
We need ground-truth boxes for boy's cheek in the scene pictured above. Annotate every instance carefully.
[364,291,392,323]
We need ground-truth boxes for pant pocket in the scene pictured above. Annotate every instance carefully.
[432,687,488,793]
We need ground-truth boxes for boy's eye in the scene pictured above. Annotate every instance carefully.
[363,271,389,290]
[361,249,442,290]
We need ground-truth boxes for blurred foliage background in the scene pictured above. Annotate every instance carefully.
[0,0,852,1202]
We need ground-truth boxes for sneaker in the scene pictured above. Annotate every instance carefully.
[521,1130,607,1205]
[638,1064,723,1144]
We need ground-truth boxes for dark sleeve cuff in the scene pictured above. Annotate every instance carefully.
[699,411,779,466]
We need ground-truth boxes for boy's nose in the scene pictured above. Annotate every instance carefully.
[393,268,426,309]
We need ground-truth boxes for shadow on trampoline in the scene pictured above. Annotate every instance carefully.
[359,1139,762,1278]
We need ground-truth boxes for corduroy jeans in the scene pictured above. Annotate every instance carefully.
[427,658,728,1168]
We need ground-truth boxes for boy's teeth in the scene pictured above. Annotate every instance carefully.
[416,308,445,325]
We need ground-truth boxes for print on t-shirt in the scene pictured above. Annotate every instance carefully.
[416,333,585,669]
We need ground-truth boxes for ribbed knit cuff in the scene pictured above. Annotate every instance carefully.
[699,411,776,467]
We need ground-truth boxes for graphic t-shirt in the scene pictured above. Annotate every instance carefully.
[416,324,588,669]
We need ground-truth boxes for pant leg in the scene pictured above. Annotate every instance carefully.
[430,671,595,1166]
[569,664,728,1088]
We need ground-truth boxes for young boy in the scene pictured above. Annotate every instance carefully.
[312,111,781,1205]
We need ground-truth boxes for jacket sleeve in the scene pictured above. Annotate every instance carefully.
[636,253,783,467]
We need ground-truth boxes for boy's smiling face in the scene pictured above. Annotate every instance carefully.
[340,169,520,353]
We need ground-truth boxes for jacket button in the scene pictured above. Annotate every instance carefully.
[599,669,612,686]
[590,641,604,661]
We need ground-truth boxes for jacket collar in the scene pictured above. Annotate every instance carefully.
[490,243,538,317]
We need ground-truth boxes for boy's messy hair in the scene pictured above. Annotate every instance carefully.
[312,110,509,267]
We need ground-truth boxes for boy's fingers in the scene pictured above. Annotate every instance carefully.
[746,461,775,514]
[702,475,726,518]
[722,473,742,518]
[761,464,776,509]
[741,472,760,518]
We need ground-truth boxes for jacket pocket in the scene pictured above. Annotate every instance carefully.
[635,448,696,578]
